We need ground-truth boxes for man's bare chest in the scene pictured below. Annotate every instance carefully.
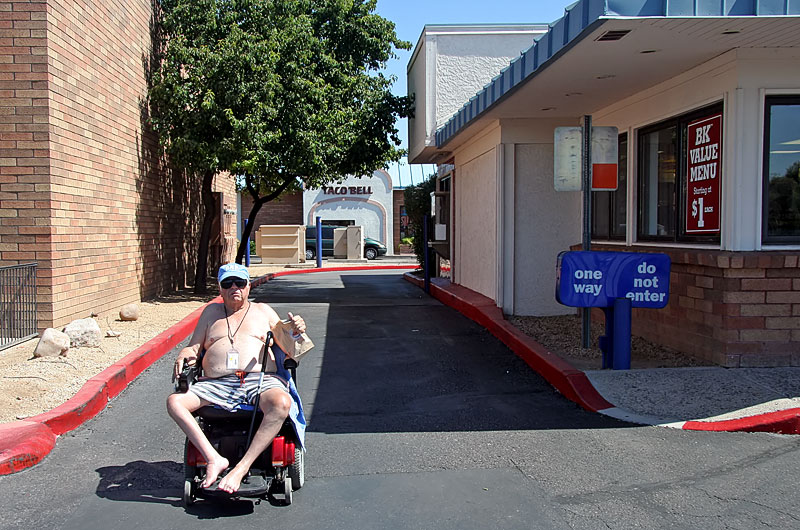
[206,318,268,350]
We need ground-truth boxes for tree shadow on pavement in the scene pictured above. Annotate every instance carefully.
[254,272,632,435]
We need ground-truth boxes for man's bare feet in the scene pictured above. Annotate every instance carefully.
[218,465,248,493]
[201,457,230,488]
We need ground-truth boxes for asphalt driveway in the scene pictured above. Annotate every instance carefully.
[1,270,797,529]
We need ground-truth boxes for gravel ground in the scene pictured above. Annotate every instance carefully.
[508,313,711,371]
[0,263,289,424]
[0,264,707,424]
[0,292,210,424]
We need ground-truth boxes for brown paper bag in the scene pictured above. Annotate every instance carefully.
[272,319,314,360]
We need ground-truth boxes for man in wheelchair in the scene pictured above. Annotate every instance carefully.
[167,263,307,495]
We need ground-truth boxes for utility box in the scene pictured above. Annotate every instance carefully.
[333,228,347,258]
[254,225,305,264]
[346,226,363,260]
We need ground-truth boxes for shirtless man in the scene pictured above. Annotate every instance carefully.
[166,263,306,493]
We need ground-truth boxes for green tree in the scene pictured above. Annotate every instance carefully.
[148,0,411,290]
[403,173,436,266]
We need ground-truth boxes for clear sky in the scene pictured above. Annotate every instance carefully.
[374,0,569,187]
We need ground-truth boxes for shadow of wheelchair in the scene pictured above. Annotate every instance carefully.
[95,460,285,517]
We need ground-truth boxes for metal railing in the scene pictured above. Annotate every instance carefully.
[0,263,38,351]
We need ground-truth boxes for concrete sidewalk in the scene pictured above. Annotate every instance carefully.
[404,274,800,435]
[586,366,800,428]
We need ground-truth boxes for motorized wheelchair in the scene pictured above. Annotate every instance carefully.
[174,331,305,506]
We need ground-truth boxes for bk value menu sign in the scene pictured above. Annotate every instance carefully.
[686,113,722,234]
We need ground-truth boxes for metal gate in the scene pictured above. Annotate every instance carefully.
[0,263,38,351]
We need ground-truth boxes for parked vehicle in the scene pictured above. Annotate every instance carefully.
[305,225,387,260]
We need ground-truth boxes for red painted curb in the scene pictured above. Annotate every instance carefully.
[0,421,56,475]
[683,407,800,434]
[31,380,111,436]
[26,298,219,437]
[0,265,415,475]
[0,296,219,475]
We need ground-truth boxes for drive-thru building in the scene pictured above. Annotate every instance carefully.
[408,0,800,367]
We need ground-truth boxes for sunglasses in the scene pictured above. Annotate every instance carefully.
[220,278,248,289]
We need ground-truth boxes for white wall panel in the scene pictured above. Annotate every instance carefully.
[513,143,582,316]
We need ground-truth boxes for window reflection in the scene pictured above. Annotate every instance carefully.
[639,126,677,238]
[765,98,800,240]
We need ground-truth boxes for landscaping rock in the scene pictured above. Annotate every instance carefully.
[119,303,140,321]
[32,328,70,357]
[63,318,102,348]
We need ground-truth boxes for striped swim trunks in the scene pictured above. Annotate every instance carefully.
[188,372,289,411]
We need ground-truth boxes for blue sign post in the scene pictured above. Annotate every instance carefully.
[556,251,671,369]
[315,216,322,269]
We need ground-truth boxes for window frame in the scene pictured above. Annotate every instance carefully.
[636,103,723,244]
[762,95,800,245]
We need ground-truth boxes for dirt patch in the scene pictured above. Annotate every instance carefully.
[0,261,419,425]
[507,314,713,371]
[0,296,209,424]
[0,264,293,424]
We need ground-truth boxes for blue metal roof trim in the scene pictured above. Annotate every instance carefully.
[510,56,521,85]
[435,0,799,148]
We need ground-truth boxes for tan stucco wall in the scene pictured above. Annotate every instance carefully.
[453,125,501,301]
[513,143,581,315]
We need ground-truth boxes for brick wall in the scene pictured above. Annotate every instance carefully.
[0,1,53,324]
[592,245,800,367]
[213,173,238,267]
[240,191,303,230]
[0,0,233,329]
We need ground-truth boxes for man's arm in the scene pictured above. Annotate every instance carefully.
[173,305,213,381]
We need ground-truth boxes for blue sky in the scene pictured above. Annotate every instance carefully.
[374,0,569,187]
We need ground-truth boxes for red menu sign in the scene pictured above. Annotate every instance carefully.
[686,114,722,234]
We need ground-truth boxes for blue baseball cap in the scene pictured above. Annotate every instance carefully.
[217,263,250,283]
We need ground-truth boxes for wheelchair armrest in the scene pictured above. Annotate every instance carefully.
[175,364,200,393]
[283,356,298,384]
[283,357,298,371]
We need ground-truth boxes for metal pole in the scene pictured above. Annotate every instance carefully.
[423,214,430,294]
[581,115,592,348]
[612,297,632,370]
[315,216,322,268]
[244,219,251,267]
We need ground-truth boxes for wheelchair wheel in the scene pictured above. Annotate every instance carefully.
[288,446,304,490]
[183,438,197,505]
[183,478,196,506]
[283,476,293,505]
